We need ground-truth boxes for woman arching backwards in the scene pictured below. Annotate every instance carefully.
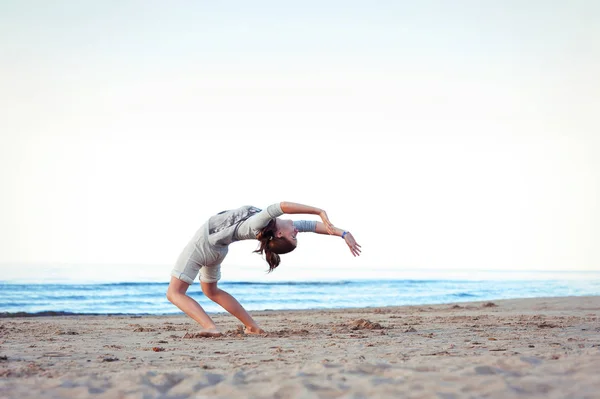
[166,202,361,336]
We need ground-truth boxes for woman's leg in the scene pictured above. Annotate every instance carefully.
[166,276,221,334]
[201,281,264,334]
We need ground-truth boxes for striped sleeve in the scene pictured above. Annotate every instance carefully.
[294,220,317,233]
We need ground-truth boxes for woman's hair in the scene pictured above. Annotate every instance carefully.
[254,219,297,273]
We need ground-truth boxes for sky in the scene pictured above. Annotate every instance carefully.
[1,1,599,282]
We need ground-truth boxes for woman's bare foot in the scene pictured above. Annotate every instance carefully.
[198,328,223,337]
[183,328,223,338]
[244,325,265,335]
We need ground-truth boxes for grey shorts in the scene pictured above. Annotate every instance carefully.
[171,225,228,284]
[170,260,221,284]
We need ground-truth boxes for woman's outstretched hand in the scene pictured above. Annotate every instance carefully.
[344,232,361,257]
[319,210,336,235]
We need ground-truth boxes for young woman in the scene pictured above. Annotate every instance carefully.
[166,201,361,336]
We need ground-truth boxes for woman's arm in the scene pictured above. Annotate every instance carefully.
[314,222,362,257]
[280,202,322,216]
[280,202,335,234]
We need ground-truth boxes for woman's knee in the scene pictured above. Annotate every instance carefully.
[166,288,178,303]
[201,281,220,299]
[167,277,190,303]
[166,287,182,303]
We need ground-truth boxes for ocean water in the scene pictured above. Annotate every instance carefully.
[1,272,599,315]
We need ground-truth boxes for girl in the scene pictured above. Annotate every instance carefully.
[166,201,361,336]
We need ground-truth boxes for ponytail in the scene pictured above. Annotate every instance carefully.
[254,219,296,273]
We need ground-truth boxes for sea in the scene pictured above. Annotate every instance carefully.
[1,270,599,315]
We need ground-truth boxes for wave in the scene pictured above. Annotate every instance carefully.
[450,293,478,298]
[2,277,598,315]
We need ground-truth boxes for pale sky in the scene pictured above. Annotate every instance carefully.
[1,1,599,282]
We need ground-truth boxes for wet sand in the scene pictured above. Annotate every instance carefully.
[1,296,599,398]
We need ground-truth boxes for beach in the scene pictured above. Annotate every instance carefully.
[1,296,599,398]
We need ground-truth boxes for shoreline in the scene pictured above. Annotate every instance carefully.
[2,294,599,319]
[1,295,600,398]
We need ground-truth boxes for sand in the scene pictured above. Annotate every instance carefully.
[1,296,599,398]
